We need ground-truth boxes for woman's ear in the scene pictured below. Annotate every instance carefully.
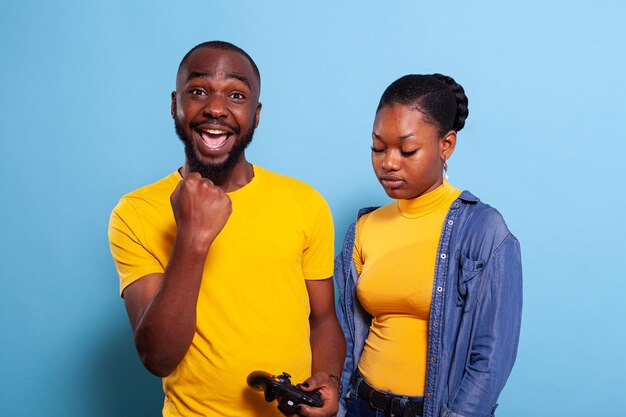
[441,130,457,160]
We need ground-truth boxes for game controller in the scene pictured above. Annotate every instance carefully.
[247,370,323,414]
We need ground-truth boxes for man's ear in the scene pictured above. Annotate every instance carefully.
[254,102,262,128]
[171,91,177,118]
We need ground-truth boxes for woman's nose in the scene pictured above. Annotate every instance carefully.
[381,151,400,171]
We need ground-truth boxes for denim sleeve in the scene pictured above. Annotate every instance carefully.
[447,234,523,417]
[334,247,353,417]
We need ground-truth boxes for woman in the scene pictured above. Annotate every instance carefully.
[335,74,522,417]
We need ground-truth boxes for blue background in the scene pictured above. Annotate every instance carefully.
[1,1,624,416]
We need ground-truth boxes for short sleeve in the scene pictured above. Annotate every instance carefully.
[108,200,165,296]
[301,195,334,280]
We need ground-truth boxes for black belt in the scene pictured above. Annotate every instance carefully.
[356,379,424,417]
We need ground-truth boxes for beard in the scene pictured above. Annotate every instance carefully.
[174,115,255,181]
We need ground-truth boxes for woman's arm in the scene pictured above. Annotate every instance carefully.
[333,227,357,417]
[445,235,523,417]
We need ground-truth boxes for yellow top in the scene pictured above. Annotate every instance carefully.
[108,165,334,417]
[354,181,461,396]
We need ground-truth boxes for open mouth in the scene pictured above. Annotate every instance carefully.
[197,128,232,151]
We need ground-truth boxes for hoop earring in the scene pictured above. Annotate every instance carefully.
[443,158,449,181]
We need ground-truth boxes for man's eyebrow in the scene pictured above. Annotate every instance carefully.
[186,71,252,89]
[186,71,213,82]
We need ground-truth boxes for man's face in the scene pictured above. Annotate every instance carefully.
[171,47,262,180]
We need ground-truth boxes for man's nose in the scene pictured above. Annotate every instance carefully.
[203,95,228,118]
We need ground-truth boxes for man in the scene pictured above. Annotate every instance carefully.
[108,41,345,417]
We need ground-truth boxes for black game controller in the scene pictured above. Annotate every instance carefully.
[247,370,323,414]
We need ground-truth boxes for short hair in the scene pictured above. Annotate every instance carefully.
[377,74,469,134]
[178,40,261,85]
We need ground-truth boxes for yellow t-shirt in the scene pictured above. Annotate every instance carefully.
[353,181,461,396]
[108,165,334,417]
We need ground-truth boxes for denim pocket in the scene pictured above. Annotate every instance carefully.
[456,254,485,311]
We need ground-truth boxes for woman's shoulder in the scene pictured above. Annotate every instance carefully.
[356,200,396,222]
[457,191,517,251]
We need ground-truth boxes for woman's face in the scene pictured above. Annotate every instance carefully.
[371,103,456,200]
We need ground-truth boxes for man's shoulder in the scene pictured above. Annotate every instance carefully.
[113,171,180,216]
[255,165,324,199]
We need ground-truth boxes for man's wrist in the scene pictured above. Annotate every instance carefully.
[328,373,342,395]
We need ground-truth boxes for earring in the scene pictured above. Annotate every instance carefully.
[443,158,449,181]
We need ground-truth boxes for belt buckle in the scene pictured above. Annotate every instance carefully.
[367,388,380,410]
[369,388,396,415]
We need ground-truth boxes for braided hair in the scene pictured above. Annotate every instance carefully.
[377,74,469,135]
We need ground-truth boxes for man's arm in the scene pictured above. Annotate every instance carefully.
[122,173,232,377]
[308,278,346,377]
[297,278,346,417]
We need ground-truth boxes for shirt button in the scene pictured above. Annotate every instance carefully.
[436,286,443,292]
[448,220,454,225]
[427,392,433,398]
[440,253,447,259]
[431,357,437,363]
[433,322,439,328]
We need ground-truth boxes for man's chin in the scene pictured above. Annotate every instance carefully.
[195,149,230,168]
[175,116,255,181]
[188,143,247,179]
[188,158,232,180]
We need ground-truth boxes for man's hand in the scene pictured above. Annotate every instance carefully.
[296,372,340,417]
[171,172,232,252]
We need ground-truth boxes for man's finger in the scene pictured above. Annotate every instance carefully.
[297,404,335,417]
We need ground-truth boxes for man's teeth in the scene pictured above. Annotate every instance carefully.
[203,128,228,134]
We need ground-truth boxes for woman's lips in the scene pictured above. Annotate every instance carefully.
[380,175,404,189]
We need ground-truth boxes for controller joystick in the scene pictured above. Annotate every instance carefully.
[247,370,323,414]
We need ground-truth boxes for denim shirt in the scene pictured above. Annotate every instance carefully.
[335,191,522,417]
